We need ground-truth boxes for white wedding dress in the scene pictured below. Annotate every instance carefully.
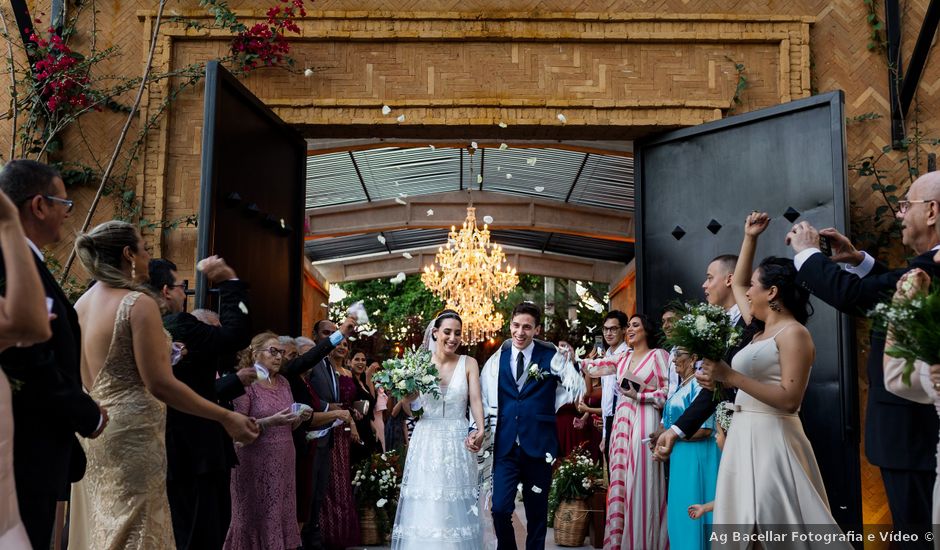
[391,354,482,549]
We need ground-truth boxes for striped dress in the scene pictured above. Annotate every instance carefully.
[585,348,670,550]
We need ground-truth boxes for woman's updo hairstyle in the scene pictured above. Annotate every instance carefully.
[433,309,462,329]
[74,220,154,298]
[756,256,813,325]
[237,331,279,370]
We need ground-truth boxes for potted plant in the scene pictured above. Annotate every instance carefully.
[548,443,605,547]
[352,449,404,545]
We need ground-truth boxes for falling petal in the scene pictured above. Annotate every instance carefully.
[303,68,314,77]
[348,336,357,342]
[381,105,391,115]
[506,174,513,179]
[377,498,387,508]
[377,235,387,244]
[575,346,586,358]
[498,143,508,150]
[526,157,537,166]
[483,450,490,458]
[429,144,436,151]
[483,215,494,224]
[396,114,406,123]
[587,325,597,333]
[477,174,483,184]
[531,485,543,494]
[320,303,329,308]
[497,166,502,172]
[469,504,479,516]
[403,252,413,259]
[399,192,408,197]
[394,181,400,186]
[570,319,580,328]
[557,113,567,124]
[592,303,604,313]
[517,483,524,493]
[238,301,249,315]
[534,186,545,192]
[545,452,554,464]
[673,285,683,294]
[471,141,478,149]
[395,197,407,205]
[362,329,378,336]
[427,209,434,216]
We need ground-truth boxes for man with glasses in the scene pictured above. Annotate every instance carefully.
[786,171,940,544]
[596,310,629,470]
[0,160,107,550]
[148,256,257,550]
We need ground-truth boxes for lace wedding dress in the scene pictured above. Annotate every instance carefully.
[391,354,482,549]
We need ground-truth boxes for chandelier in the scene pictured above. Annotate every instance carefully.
[421,203,519,344]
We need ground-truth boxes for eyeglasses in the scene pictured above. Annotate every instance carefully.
[170,280,189,292]
[898,199,937,214]
[264,347,285,357]
[42,195,74,213]
[601,326,622,333]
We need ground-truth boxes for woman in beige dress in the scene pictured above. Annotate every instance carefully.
[0,188,53,549]
[68,221,259,549]
[883,268,940,549]
[699,213,848,548]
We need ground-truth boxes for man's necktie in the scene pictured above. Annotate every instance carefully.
[516,351,526,382]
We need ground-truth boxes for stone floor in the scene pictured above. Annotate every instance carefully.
[357,500,596,550]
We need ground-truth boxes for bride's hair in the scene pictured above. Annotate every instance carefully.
[433,309,462,331]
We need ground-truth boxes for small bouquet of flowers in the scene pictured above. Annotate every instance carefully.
[871,276,940,386]
[373,346,442,402]
[547,443,605,523]
[352,450,405,540]
[665,301,742,400]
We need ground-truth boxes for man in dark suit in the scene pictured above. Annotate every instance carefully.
[148,256,255,550]
[0,160,107,549]
[786,172,940,541]
[652,254,755,460]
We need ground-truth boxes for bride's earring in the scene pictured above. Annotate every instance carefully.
[769,300,781,312]
[131,263,136,280]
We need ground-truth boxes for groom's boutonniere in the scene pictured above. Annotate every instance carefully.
[527,363,546,382]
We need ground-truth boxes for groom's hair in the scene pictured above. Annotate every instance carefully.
[511,301,542,326]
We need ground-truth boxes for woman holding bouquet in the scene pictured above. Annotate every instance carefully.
[391,310,486,550]
[699,212,847,544]
[581,314,669,550]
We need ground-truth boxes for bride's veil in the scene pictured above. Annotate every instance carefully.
[420,317,437,354]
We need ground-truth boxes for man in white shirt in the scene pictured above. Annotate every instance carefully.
[596,310,628,470]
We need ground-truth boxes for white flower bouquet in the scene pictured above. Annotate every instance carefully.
[352,450,404,539]
[871,278,940,386]
[665,301,742,400]
[372,347,442,401]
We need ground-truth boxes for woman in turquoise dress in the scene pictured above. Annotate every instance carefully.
[662,349,721,550]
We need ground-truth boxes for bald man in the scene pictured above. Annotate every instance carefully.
[787,171,940,544]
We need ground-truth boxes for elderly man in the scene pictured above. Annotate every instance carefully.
[0,160,107,549]
[786,171,940,542]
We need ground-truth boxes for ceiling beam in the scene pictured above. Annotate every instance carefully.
[312,245,626,283]
[306,190,634,242]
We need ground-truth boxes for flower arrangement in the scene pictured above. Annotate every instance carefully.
[373,347,442,401]
[665,301,742,400]
[527,363,547,382]
[25,24,96,113]
[871,278,940,386]
[352,450,405,539]
[229,0,307,71]
[547,443,604,523]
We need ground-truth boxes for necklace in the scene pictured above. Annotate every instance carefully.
[678,372,695,388]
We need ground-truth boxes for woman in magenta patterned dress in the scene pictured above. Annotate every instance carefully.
[225,332,310,550]
[319,340,361,550]
[582,314,670,550]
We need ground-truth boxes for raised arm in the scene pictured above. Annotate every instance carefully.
[733,212,770,326]
[131,294,259,444]
[0,189,50,348]
[581,351,627,378]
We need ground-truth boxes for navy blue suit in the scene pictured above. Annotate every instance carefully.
[492,340,561,550]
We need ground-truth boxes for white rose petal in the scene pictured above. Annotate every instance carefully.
[382,105,392,115]
[498,121,508,128]
[471,141,479,149]
[477,174,483,184]
[304,68,314,77]
[499,143,508,150]
[526,157,537,166]
[557,113,567,124]
[673,285,683,295]
[377,235,387,245]
[483,215,494,224]
[377,498,387,508]
[469,503,479,516]
[483,450,490,458]
[396,114,406,123]
[531,485,542,494]
[545,452,554,463]
[399,192,408,197]
[402,252,413,259]
[362,329,378,336]
[427,209,434,216]
[395,197,407,205]
[238,301,248,314]
[429,144,436,151]
[517,483,524,493]
[320,303,329,308]
[506,173,512,179]
[534,186,545,192]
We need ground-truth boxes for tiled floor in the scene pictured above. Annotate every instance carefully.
[357,500,596,550]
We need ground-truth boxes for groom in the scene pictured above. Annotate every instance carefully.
[480,302,584,550]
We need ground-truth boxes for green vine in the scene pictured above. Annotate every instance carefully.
[864,0,887,52]
[725,57,748,114]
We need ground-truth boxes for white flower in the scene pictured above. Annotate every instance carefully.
[582,479,591,489]
[397,380,407,390]
[377,498,387,508]
[421,374,436,384]
[694,315,708,332]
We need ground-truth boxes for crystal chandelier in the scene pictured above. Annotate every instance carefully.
[421,193,519,344]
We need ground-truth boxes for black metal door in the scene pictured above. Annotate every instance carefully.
[197,61,306,336]
[635,91,860,526]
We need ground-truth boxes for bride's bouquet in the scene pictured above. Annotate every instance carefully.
[665,301,742,400]
[373,347,442,401]
[871,277,940,386]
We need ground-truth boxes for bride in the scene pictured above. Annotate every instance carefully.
[391,310,486,549]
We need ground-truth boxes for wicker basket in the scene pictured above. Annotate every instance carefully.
[359,507,383,546]
[553,498,591,547]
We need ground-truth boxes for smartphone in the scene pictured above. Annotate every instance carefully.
[594,335,605,355]
[819,235,832,257]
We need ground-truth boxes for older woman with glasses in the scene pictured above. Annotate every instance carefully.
[662,348,720,550]
[225,332,312,550]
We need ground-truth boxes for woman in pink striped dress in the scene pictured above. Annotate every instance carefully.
[583,313,670,550]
